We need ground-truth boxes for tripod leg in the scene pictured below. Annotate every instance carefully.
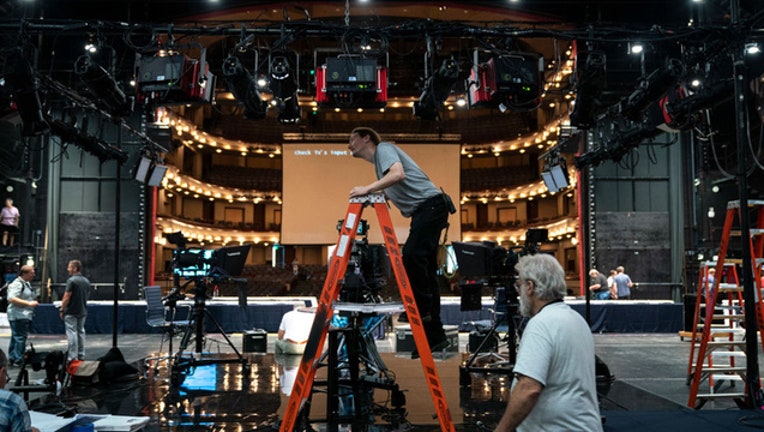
[202,309,248,363]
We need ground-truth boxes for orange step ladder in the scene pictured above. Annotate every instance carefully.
[687,199,764,408]
[279,194,455,432]
[684,261,743,374]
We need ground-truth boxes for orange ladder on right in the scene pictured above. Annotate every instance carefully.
[684,261,744,377]
[687,199,764,408]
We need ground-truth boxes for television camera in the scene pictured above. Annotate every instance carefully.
[453,228,548,386]
[163,231,252,386]
[335,219,389,303]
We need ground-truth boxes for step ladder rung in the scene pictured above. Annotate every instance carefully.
[710,351,747,360]
[727,199,764,209]
[711,314,744,320]
[696,392,747,399]
[698,366,747,373]
[725,258,764,265]
[700,341,747,349]
[728,229,764,237]
[710,374,744,382]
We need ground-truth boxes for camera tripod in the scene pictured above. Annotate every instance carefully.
[170,276,250,387]
[459,285,521,386]
[296,302,407,432]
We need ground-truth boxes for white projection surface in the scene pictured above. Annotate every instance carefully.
[281,143,461,245]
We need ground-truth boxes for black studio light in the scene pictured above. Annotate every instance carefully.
[570,50,606,129]
[49,118,128,164]
[269,53,301,124]
[222,55,267,119]
[74,54,132,118]
[4,48,49,136]
[414,58,460,120]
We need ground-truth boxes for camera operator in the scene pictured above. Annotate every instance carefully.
[494,254,602,432]
[348,127,455,357]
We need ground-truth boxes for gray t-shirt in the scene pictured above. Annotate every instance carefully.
[6,277,35,321]
[512,302,603,432]
[373,142,441,217]
[613,273,632,298]
[64,274,91,316]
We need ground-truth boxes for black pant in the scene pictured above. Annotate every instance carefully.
[402,195,449,345]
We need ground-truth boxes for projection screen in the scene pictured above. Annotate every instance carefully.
[281,142,461,245]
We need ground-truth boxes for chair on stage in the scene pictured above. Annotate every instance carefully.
[143,285,190,370]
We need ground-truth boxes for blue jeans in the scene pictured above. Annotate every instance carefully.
[8,319,31,364]
[594,291,611,300]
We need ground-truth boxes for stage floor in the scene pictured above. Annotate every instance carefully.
[3,331,764,431]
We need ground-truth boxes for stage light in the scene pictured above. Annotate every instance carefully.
[413,58,460,120]
[49,118,128,163]
[221,55,267,119]
[269,53,301,124]
[569,50,606,129]
[745,43,760,55]
[4,47,49,136]
[541,151,570,193]
[618,59,684,121]
[629,43,644,55]
[74,54,132,117]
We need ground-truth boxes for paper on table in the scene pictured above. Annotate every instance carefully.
[90,414,150,431]
[29,411,77,432]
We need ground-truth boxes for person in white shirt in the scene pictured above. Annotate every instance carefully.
[275,306,316,355]
[494,254,603,432]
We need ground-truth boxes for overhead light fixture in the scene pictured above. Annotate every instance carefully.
[569,49,606,129]
[469,52,543,112]
[4,47,49,136]
[315,55,388,109]
[541,150,570,193]
[49,118,128,163]
[745,43,760,55]
[131,150,168,187]
[629,43,644,55]
[269,52,302,124]
[619,58,685,121]
[413,57,460,120]
[74,54,132,117]
[222,55,267,119]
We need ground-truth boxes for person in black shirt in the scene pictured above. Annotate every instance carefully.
[60,260,91,362]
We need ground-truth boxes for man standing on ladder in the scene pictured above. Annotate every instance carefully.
[348,126,455,357]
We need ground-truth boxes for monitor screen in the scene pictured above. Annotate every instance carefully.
[326,57,377,83]
[172,249,213,277]
[210,244,251,277]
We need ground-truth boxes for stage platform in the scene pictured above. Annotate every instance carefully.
[20,296,683,335]
[29,297,316,335]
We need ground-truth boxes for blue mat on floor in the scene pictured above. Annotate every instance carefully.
[603,409,764,431]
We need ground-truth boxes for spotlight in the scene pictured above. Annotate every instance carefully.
[269,53,301,124]
[4,48,49,136]
[74,55,132,117]
[570,50,606,129]
[222,55,267,119]
[413,58,460,120]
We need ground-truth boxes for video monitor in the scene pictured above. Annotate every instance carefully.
[210,244,251,277]
[326,57,377,83]
[172,249,213,278]
[452,241,494,278]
